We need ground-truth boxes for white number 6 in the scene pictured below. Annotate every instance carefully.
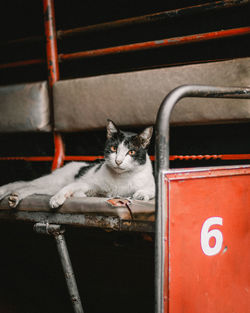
[201,217,223,256]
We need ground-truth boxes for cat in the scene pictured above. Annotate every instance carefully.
[0,120,155,209]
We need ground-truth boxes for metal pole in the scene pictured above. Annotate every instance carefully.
[34,223,84,313]
[55,233,84,313]
[59,26,250,62]
[154,84,250,313]
[57,0,250,39]
[43,0,65,170]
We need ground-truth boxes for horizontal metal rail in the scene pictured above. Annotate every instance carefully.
[0,58,44,69]
[0,210,155,233]
[57,0,250,38]
[59,26,250,61]
[1,26,249,70]
[1,0,248,47]
[1,154,250,162]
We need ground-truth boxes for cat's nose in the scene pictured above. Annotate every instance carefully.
[115,159,123,166]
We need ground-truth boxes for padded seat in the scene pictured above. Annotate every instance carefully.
[53,57,250,131]
[0,195,155,232]
[0,81,51,132]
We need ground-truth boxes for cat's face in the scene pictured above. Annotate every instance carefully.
[104,120,153,174]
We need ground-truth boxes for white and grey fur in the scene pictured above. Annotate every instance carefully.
[0,120,155,209]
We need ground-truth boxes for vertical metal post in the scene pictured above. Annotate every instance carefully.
[55,232,84,313]
[155,85,250,313]
[43,0,59,86]
[34,223,84,313]
[43,0,64,170]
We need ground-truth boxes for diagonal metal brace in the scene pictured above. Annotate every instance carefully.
[34,223,84,313]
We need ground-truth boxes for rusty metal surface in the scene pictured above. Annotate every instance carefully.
[43,0,64,170]
[43,0,59,87]
[0,210,155,232]
[0,195,155,232]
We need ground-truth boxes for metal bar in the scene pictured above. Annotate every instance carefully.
[0,58,44,70]
[33,223,84,313]
[0,156,54,161]
[1,154,250,162]
[0,0,248,48]
[52,132,65,170]
[57,0,250,38]
[155,85,250,171]
[59,26,250,62]
[1,26,249,71]
[0,56,230,72]
[43,0,64,171]
[0,210,154,231]
[43,0,59,86]
[55,233,84,313]
[154,85,250,313]
[0,35,43,47]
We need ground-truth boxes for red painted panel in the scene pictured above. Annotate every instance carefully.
[164,166,250,313]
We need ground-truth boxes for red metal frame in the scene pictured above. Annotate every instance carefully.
[59,26,250,61]
[43,0,59,86]
[52,132,65,169]
[0,58,44,69]
[57,0,250,39]
[0,154,250,163]
[43,0,65,171]
[1,0,248,46]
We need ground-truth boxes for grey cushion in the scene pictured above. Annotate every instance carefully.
[53,57,250,131]
[0,81,51,132]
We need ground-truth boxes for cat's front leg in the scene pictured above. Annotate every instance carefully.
[8,185,51,208]
[133,187,155,201]
[49,182,89,209]
[0,181,27,201]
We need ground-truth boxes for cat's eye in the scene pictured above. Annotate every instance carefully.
[128,150,136,156]
[110,146,117,152]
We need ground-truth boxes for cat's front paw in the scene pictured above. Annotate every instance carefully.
[8,193,20,208]
[49,193,66,209]
[133,190,151,201]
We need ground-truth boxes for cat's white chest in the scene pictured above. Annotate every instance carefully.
[100,175,135,198]
[96,166,150,198]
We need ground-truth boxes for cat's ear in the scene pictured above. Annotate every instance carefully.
[107,119,118,139]
[138,126,153,149]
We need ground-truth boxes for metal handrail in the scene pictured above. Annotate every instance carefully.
[154,84,250,313]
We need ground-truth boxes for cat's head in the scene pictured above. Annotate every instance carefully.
[104,119,153,174]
